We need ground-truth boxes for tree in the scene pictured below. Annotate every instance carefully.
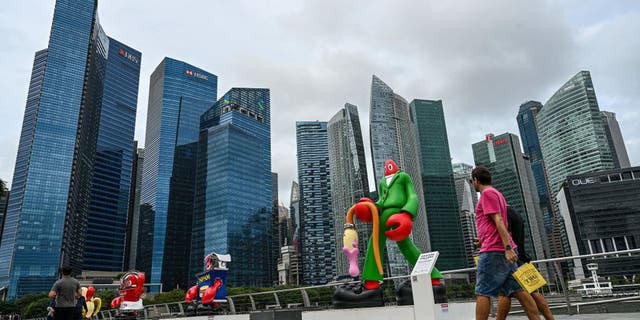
[22,297,50,318]
[0,300,18,315]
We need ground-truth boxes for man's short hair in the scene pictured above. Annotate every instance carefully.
[61,266,72,276]
[472,166,492,185]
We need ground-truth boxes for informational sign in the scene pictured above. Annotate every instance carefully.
[411,251,439,276]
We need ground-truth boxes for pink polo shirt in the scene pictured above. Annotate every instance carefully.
[475,186,516,253]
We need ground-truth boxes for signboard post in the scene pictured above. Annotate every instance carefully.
[411,251,449,320]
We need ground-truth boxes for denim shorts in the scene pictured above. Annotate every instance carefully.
[475,251,523,297]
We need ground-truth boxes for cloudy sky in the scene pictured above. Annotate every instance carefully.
[1,0,638,205]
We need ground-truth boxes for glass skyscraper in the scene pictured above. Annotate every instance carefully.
[327,103,371,277]
[409,99,466,270]
[0,0,137,298]
[140,58,217,290]
[472,133,547,265]
[296,121,335,284]
[601,111,631,169]
[84,38,141,272]
[452,163,478,267]
[190,88,272,287]
[369,75,428,277]
[537,71,614,194]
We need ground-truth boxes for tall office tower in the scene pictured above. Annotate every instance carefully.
[192,88,271,286]
[290,181,301,253]
[269,172,280,285]
[126,146,144,269]
[601,111,631,168]
[84,39,141,272]
[409,99,466,270]
[472,133,547,265]
[140,58,217,290]
[557,167,640,279]
[369,75,428,277]
[0,0,142,298]
[452,163,478,267]
[537,71,614,194]
[0,188,8,244]
[517,101,566,260]
[327,103,371,276]
[296,121,335,284]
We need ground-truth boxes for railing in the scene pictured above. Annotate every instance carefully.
[95,248,640,319]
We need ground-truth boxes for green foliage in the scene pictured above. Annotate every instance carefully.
[0,300,19,315]
[95,290,118,310]
[144,288,186,305]
[445,283,475,300]
[16,292,49,314]
[21,297,51,318]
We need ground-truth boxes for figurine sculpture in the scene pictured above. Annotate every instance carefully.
[185,252,230,313]
[81,286,102,319]
[334,159,445,308]
[110,271,145,319]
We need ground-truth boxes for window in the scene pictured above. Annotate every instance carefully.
[615,237,627,251]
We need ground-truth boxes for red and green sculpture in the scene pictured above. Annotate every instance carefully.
[334,159,444,308]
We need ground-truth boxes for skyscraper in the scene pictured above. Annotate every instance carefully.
[537,71,614,194]
[452,163,478,268]
[140,58,217,290]
[601,111,631,168]
[126,146,144,270]
[369,75,428,277]
[290,181,301,254]
[296,121,335,284]
[409,99,466,270]
[517,101,566,260]
[0,188,8,245]
[327,103,370,276]
[191,88,272,286]
[472,133,547,265]
[0,0,136,298]
[84,38,141,272]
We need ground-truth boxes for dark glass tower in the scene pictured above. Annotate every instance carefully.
[601,111,631,169]
[472,133,547,265]
[84,39,141,272]
[191,88,271,287]
[140,58,217,290]
[409,99,466,270]
[327,103,370,277]
[296,121,335,284]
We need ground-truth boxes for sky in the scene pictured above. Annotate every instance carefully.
[1,0,638,206]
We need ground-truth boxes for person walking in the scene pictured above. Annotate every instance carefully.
[471,166,539,320]
[496,206,554,320]
[49,267,81,320]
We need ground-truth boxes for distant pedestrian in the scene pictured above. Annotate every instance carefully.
[46,299,55,320]
[471,166,540,320]
[496,206,554,320]
[49,266,81,320]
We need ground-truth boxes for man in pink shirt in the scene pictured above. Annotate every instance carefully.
[472,166,539,320]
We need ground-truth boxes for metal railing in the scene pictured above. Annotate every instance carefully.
[95,248,640,319]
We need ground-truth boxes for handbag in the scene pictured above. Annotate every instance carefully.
[512,263,547,293]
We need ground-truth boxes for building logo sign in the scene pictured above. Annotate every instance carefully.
[118,48,138,64]
[572,177,596,186]
[185,69,209,80]
[493,138,509,146]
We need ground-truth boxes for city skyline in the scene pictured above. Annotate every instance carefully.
[1,1,639,206]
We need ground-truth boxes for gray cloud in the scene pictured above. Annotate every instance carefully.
[0,1,638,206]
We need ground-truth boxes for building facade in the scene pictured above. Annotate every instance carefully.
[191,88,272,287]
[409,99,466,270]
[601,111,631,169]
[84,38,141,272]
[327,103,371,277]
[126,146,144,269]
[452,163,478,267]
[0,0,140,298]
[369,75,428,277]
[537,71,614,194]
[558,167,640,278]
[472,133,547,264]
[139,58,217,289]
[296,121,335,284]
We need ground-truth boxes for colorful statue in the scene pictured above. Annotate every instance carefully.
[334,159,444,308]
[81,286,102,319]
[110,271,145,315]
[185,253,230,310]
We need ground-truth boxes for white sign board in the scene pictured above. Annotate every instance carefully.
[411,251,439,276]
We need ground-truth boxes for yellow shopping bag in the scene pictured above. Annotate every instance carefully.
[512,263,547,293]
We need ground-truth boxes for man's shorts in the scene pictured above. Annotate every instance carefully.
[475,251,523,297]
